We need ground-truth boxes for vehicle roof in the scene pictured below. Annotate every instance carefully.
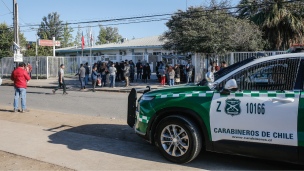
[214,53,304,84]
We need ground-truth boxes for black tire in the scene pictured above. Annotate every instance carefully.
[155,115,202,163]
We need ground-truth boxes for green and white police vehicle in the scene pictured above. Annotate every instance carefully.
[127,53,304,164]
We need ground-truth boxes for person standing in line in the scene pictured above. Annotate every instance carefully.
[53,64,68,95]
[120,60,125,82]
[75,64,86,90]
[11,62,31,113]
[158,66,166,86]
[109,62,117,88]
[123,62,130,87]
[91,66,100,92]
[146,63,151,80]
[142,63,147,83]
[100,63,107,87]
[84,62,90,85]
[186,61,193,83]
[27,63,32,78]
[220,61,227,71]
[115,62,120,81]
[136,60,142,79]
[168,65,175,86]
[174,64,180,85]
[130,61,135,83]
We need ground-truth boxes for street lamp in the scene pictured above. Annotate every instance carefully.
[31,27,38,80]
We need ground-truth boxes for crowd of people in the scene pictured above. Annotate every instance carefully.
[55,59,152,92]
[156,60,194,86]
[208,61,227,73]
[52,59,226,93]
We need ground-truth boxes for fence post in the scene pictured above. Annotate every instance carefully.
[46,56,49,79]
[230,52,234,65]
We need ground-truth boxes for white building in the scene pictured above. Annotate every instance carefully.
[55,35,183,63]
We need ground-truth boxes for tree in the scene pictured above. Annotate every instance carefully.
[237,0,304,50]
[62,22,74,48]
[96,24,123,45]
[0,22,27,58]
[160,5,266,55]
[38,12,64,40]
[74,25,82,46]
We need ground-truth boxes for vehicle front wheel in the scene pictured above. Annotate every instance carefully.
[155,115,202,163]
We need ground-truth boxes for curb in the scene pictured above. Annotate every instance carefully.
[1,84,144,93]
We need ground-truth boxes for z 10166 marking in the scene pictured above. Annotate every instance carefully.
[246,103,265,114]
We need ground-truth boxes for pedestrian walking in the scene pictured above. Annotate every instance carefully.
[100,63,107,87]
[123,62,130,87]
[174,64,180,85]
[168,65,175,86]
[109,62,117,88]
[53,64,68,95]
[91,66,100,92]
[136,60,142,79]
[75,64,86,90]
[11,62,31,113]
[186,61,193,83]
[84,62,90,85]
[158,66,166,86]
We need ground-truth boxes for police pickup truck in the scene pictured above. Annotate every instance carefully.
[127,53,304,164]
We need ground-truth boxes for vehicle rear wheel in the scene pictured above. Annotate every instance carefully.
[155,115,202,163]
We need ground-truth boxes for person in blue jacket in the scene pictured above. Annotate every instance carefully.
[92,66,100,92]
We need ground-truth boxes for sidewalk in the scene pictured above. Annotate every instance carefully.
[1,73,182,93]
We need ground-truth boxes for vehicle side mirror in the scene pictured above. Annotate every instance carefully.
[206,71,214,83]
[220,79,238,95]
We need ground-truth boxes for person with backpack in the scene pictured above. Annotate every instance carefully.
[136,60,142,79]
[123,62,130,87]
[168,65,175,86]
[99,63,108,87]
[186,61,193,83]
[174,64,180,85]
[91,66,100,92]
[84,62,90,85]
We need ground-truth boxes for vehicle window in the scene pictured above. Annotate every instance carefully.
[216,58,300,91]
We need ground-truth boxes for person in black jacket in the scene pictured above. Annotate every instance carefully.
[142,64,147,82]
[120,60,125,81]
[146,63,151,80]
[136,60,142,79]
[174,64,180,85]
[115,62,121,81]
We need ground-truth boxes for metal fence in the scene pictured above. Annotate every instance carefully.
[193,51,288,82]
[1,55,148,79]
[1,51,288,80]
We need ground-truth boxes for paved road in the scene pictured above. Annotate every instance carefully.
[0,86,303,170]
[0,86,131,120]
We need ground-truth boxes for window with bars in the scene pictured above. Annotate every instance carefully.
[216,58,300,91]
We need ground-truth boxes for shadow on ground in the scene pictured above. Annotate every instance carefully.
[47,124,304,170]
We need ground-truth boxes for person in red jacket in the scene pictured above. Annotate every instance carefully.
[11,62,31,113]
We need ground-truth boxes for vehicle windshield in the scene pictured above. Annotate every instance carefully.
[198,56,257,86]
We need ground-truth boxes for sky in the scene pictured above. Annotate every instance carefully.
[0,0,240,43]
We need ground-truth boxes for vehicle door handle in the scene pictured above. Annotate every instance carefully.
[271,98,294,103]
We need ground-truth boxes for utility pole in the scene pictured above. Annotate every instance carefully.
[35,28,38,80]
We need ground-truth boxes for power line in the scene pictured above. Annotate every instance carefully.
[1,0,12,13]
[16,0,303,28]
[0,12,11,17]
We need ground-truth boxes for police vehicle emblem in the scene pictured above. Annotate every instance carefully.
[225,98,241,116]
